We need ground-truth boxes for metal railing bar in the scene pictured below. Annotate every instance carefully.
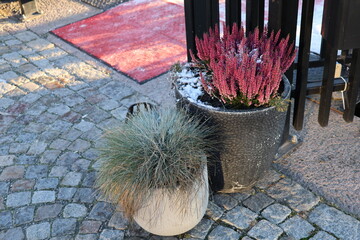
[318,39,339,126]
[293,0,315,130]
[226,0,241,28]
[343,48,360,122]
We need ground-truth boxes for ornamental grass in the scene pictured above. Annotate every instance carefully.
[96,108,213,219]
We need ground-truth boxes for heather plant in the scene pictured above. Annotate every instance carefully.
[96,108,213,220]
[191,24,296,109]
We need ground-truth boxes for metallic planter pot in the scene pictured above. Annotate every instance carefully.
[175,76,291,193]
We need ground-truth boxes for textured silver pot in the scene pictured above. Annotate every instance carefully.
[175,76,291,193]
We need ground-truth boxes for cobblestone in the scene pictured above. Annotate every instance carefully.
[63,203,88,218]
[26,39,55,51]
[98,81,129,98]
[213,194,238,210]
[71,159,91,172]
[21,82,41,92]
[99,229,124,240]
[52,88,74,97]
[280,216,315,239]
[110,106,128,120]
[9,143,30,154]
[39,48,68,61]
[87,108,111,123]
[32,190,56,203]
[0,211,12,230]
[62,111,82,123]
[2,52,28,67]
[11,179,35,192]
[98,99,120,110]
[186,218,213,239]
[14,31,38,42]
[308,204,360,240]
[0,227,25,240]
[310,231,336,240]
[261,203,292,224]
[248,220,283,240]
[38,130,59,142]
[40,150,62,164]
[49,120,72,132]
[0,181,9,195]
[0,70,19,81]
[74,120,95,132]
[206,201,225,221]
[12,129,31,141]
[50,139,71,150]
[73,187,95,203]
[6,191,31,207]
[0,155,15,166]
[61,172,82,186]
[49,166,68,177]
[221,206,258,230]
[27,141,48,155]
[25,165,48,179]
[68,139,91,152]
[75,234,98,240]
[52,218,77,237]
[37,112,58,124]
[21,92,42,103]
[14,206,35,225]
[80,221,102,234]
[61,129,83,141]
[88,202,114,221]
[82,172,96,187]
[62,95,84,107]
[35,204,63,221]
[58,187,77,200]
[17,155,37,165]
[0,97,15,109]
[108,212,128,230]
[56,152,81,167]
[81,128,103,142]
[267,179,320,212]
[26,222,51,240]
[35,178,59,189]
[0,64,11,73]
[0,165,25,180]
[48,104,71,115]
[243,192,275,213]
[50,236,73,240]
[5,39,22,46]
[207,225,241,240]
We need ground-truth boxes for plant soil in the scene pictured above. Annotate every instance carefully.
[198,92,224,108]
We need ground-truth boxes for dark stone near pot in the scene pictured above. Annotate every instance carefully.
[175,76,291,193]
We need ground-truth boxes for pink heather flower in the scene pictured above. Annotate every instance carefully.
[192,23,297,108]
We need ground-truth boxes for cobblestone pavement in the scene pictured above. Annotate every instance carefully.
[1,29,360,240]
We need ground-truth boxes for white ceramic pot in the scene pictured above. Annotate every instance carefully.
[133,165,209,236]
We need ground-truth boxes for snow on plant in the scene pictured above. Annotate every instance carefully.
[191,24,296,108]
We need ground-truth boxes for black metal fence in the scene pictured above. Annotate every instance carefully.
[184,0,360,136]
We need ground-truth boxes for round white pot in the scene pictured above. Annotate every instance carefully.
[133,165,209,236]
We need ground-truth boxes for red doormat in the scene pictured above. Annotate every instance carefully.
[52,0,187,83]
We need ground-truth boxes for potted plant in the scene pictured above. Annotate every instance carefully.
[173,24,296,193]
[96,108,213,236]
